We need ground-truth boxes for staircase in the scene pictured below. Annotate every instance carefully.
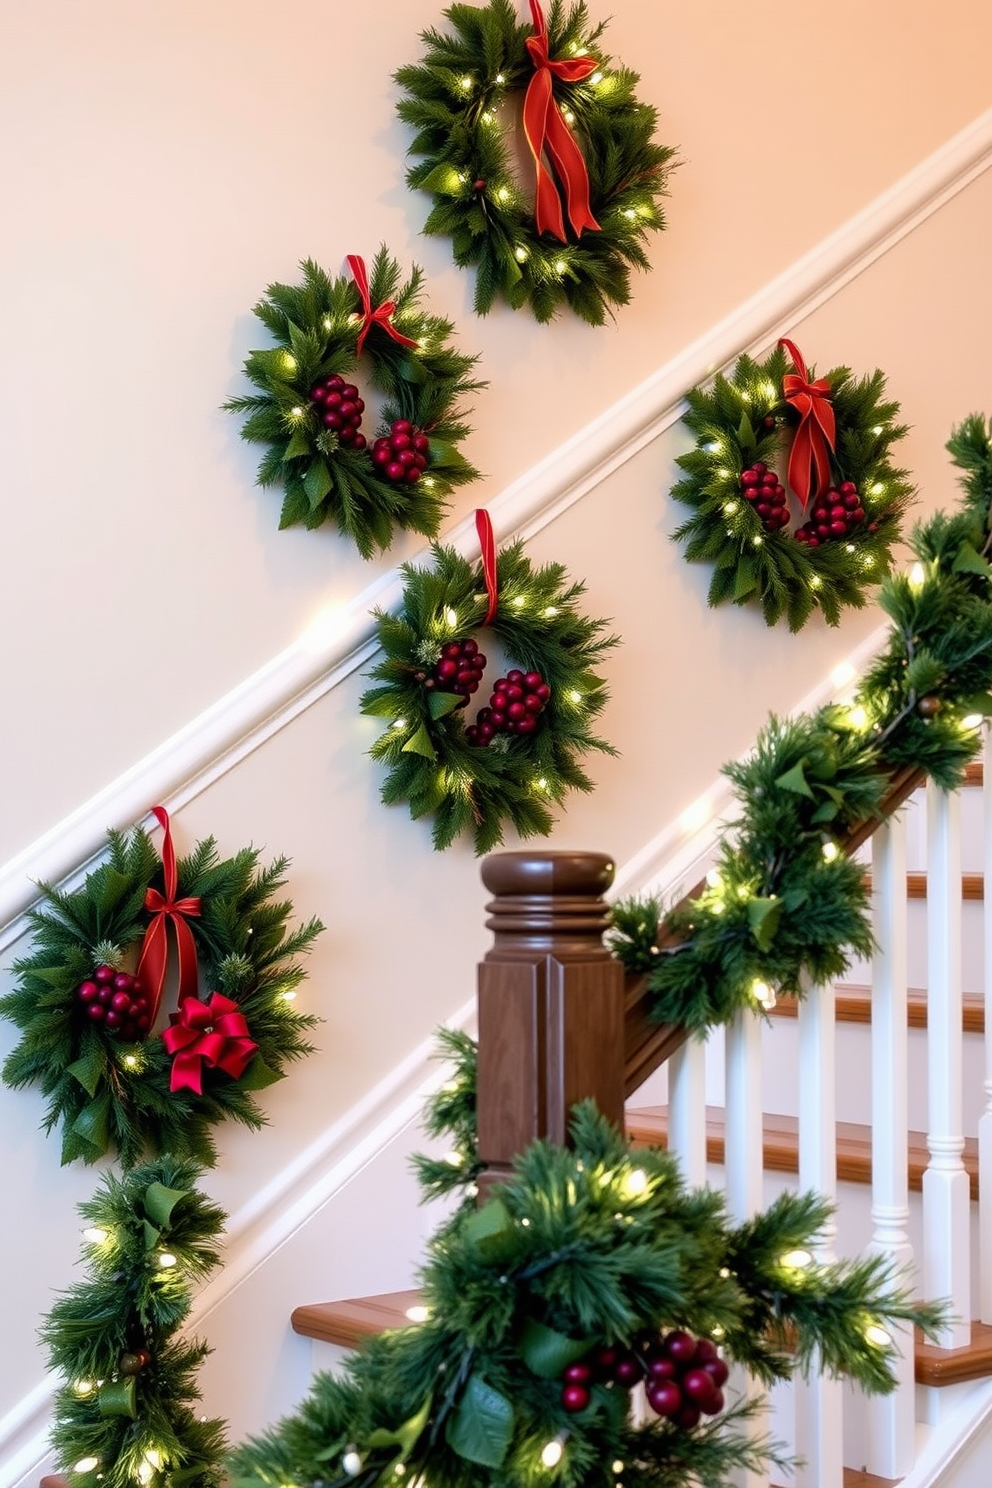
[291,752,992,1487]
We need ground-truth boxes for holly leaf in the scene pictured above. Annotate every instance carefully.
[952,541,992,578]
[519,1319,595,1379]
[143,1181,189,1232]
[747,896,782,951]
[401,724,437,760]
[67,1047,107,1099]
[71,1089,112,1158]
[429,691,464,720]
[775,760,814,798]
[237,1055,284,1090]
[446,1373,514,1468]
[462,1196,516,1262]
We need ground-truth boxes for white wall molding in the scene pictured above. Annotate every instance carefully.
[1,110,989,948]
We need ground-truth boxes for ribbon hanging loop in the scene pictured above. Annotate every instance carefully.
[522,0,601,241]
[475,508,499,626]
[136,806,202,1026]
[779,337,836,510]
[347,255,421,358]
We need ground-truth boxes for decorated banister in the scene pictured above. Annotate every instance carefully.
[476,851,625,1192]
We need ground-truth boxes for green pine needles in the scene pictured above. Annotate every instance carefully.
[671,342,914,629]
[411,1027,482,1208]
[395,0,676,324]
[360,537,618,852]
[42,1158,227,1488]
[1,820,323,1167]
[226,248,484,555]
[228,1104,942,1488]
[614,414,992,1032]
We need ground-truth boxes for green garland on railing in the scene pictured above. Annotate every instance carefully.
[611,414,992,1033]
[229,1103,942,1488]
[411,1027,482,1209]
[42,1158,227,1488]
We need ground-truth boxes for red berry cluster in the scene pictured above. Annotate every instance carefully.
[371,420,430,485]
[76,965,150,1041]
[741,463,789,533]
[310,375,366,449]
[431,638,487,705]
[794,481,867,547]
[465,670,551,748]
[559,1330,727,1431]
[120,1349,153,1376]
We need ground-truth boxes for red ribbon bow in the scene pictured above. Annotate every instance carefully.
[137,806,201,1026]
[475,508,498,626]
[347,255,420,358]
[161,993,258,1095]
[523,0,601,241]
[779,337,836,510]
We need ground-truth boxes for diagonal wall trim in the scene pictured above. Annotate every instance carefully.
[1,108,989,947]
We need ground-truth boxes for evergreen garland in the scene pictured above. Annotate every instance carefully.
[671,342,913,630]
[42,1157,227,1488]
[411,1027,482,1209]
[1,817,323,1167]
[613,415,992,1032]
[360,536,618,853]
[395,0,676,324]
[225,248,484,556]
[228,1103,942,1488]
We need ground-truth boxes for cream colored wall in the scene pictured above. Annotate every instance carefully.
[1,0,992,1472]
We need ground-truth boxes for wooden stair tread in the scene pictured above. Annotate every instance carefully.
[625,1106,979,1200]
[771,986,985,1033]
[915,1319,992,1384]
[291,1288,422,1348]
[861,871,984,900]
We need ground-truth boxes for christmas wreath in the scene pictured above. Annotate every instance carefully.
[360,511,618,852]
[395,0,676,324]
[0,807,323,1167]
[671,339,914,630]
[42,1158,227,1488]
[225,248,484,557]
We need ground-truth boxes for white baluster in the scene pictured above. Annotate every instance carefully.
[668,1036,707,1187]
[924,783,971,1346]
[981,732,992,1323]
[866,815,916,1477]
[794,980,843,1488]
[725,1007,769,1488]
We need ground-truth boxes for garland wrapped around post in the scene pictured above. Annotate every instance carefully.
[41,1158,227,1488]
[613,414,992,1031]
[228,1103,942,1488]
[1,809,323,1167]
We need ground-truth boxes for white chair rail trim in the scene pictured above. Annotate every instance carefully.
[1,109,990,950]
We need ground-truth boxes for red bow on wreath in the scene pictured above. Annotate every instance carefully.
[161,993,258,1095]
[779,337,836,510]
[347,254,421,358]
[137,806,201,1025]
[523,0,601,241]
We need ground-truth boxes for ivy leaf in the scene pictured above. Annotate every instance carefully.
[446,1373,514,1468]
[519,1319,595,1378]
[143,1181,189,1232]
[747,896,782,951]
[775,760,814,798]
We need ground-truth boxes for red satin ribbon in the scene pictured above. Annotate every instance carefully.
[347,255,420,358]
[779,337,836,510]
[475,508,498,625]
[137,806,202,1026]
[161,993,258,1095]
[523,0,601,241]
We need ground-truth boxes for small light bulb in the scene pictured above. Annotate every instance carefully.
[780,1248,813,1269]
[591,70,604,84]
[622,1167,648,1197]
[290,405,303,418]
[719,1267,731,1278]
[723,500,739,515]
[460,75,473,90]
[512,595,525,608]
[871,481,885,495]
[822,841,839,862]
[624,208,636,220]
[74,1379,94,1396]
[543,605,558,617]
[521,1216,531,1227]
[847,704,868,729]
[158,1251,178,1269]
[810,574,822,589]
[753,535,763,547]
[764,382,777,400]
[123,1055,138,1070]
[83,1227,108,1243]
[751,979,774,1009]
[872,425,883,435]
[342,1449,363,1477]
[495,72,505,84]
[563,110,575,124]
[706,868,723,889]
[541,1438,564,1468]
[963,713,984,730]
[515,246,528,262]
[281,989,298,1001]
[554,259,566,274]
[405,1304,431,1322]
[392,717,407,730]
[74,1458,100,1474]
[612,1463,625,1476]
[444,607,458,627]
[568,689,581,703]
[496,186,510,202]
[864,1323,892,1348]
[444,1150,464,1167]
[536,777,548,791]
[323,316,332,330]
[423,477,435,488]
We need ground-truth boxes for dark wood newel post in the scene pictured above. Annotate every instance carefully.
[476,850,625,1196]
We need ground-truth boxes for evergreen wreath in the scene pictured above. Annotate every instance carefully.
[613,415,992,1034]
[671,339,914,630]
[360,513,618,853]
[229,1103,942,1488]
[41,1157,227,1488]
[1,807,323,1168]
[395,0,676,325]
[225,248,484,557]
